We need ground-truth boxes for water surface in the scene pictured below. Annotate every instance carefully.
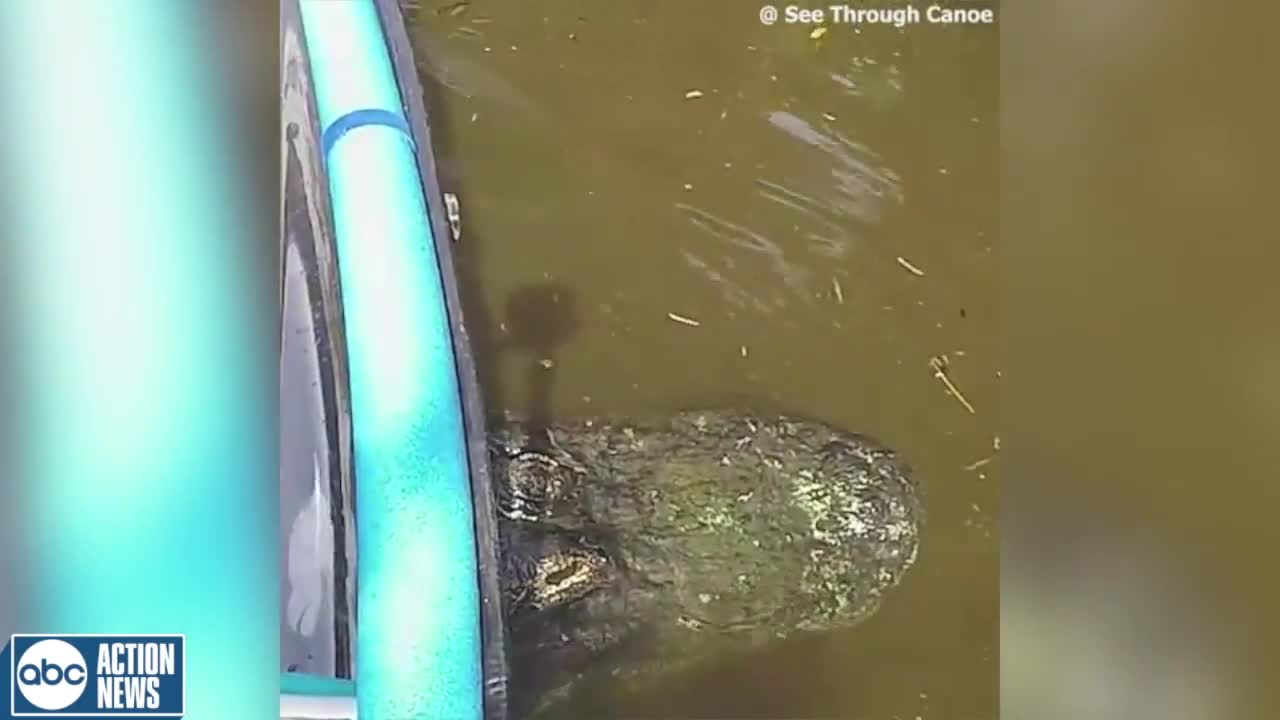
[406,3,998,717]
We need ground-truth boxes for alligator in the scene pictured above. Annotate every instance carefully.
[489,409,922,716]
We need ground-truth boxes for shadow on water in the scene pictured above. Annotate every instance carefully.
[496,283,580,445]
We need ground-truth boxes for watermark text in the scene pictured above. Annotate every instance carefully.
[759,4,997,27]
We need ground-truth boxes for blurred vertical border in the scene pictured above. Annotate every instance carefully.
[1004,0,1275,717]
[0,3,279,719]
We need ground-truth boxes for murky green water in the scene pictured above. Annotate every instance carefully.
[406,3,998,717]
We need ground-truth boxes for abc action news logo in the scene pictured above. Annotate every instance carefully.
[5,635,185,718]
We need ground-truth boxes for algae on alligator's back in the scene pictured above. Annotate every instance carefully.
[488,410,922,715]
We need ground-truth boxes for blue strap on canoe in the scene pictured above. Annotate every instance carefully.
[321,108,415,156]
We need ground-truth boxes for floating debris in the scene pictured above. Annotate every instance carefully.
[539,358,554,369]
[831,277,845,304]
[966,435,1001,471]
[896,256,925,276]
[438,0,470,17]
[443,192,462,242]
[822,112,837,121]
[685,89,704,100]
[470,112,478,122]
[667,312,701,327]
[929,355,976,414]
[740,345,748,357]
[809,26,828,40]
[683,183,693,191]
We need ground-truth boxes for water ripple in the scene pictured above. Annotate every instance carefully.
[764,111,903,226]
[676,203,814,313]
[674,113,904,318]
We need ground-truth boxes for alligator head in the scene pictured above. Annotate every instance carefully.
[487,410,922,716]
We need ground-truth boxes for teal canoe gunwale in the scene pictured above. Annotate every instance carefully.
[284,0,509,719]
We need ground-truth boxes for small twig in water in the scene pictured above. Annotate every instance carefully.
[930,355,975,414]
[668,312,701,327]
[437,0,470,17]
[896,256,925,276]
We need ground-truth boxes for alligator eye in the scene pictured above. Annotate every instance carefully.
[499,452,568,520]
[529,549,611,610]
[544,564,581,587]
